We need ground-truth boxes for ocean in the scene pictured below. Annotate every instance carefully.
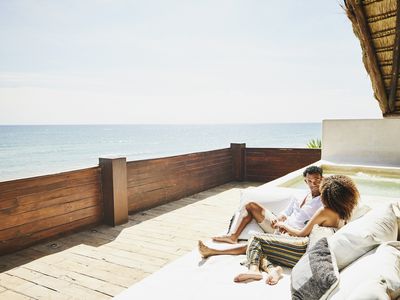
[0,123,321,182]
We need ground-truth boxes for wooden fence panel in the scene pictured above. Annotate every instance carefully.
[126,148,233,213]
[0,167,103,255]
[0,145,321,255]
[245,148,321,182]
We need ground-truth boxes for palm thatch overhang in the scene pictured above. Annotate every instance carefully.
[345,0,400,116]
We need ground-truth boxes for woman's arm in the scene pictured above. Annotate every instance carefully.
[276,207,328,237]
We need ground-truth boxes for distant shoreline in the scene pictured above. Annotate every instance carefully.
[0,122,322,126]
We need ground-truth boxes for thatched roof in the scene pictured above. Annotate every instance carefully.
[345,0,400,116]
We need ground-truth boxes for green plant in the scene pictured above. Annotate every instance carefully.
[307,138,322,149]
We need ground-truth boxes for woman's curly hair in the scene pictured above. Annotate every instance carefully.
[320,175,359,220]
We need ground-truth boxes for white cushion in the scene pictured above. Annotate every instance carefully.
[306,225,336,252]
[328,204,398,270]
[348,200,371,222]
[392,202,400,241]
[328,241,400,300]
[239,186,306,212]
[229,186,307,240]
[346,280,390,300]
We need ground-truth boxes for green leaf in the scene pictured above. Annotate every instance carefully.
[307,138,322,149]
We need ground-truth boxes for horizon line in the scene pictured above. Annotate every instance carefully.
[0,121,325,126]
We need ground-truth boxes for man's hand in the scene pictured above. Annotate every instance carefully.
[270,216,278,228]
[277,214,287,222]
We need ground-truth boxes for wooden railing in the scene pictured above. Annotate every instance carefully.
[0,167,103,254]
[0,144,321,255]
[126,148,232,213]
[245,147,322,182]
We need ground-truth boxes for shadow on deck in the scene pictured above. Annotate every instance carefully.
[0,182,259,299]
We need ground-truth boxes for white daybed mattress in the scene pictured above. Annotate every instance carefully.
[113,244,292,300]
[114,185,298,300]
[113,167,399,300]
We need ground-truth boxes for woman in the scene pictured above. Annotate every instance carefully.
[199,175,359,285]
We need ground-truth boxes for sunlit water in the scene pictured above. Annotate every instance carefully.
[0,123,321,181]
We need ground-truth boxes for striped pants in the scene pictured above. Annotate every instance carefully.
[246,234,309,268]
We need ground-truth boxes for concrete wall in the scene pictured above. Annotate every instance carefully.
[322,119,400,167]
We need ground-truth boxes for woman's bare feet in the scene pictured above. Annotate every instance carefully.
[234,270,263,283]
[265,266,283,285]
[211,235,238,244]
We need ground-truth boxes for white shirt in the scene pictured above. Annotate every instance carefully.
[280,193,323,230]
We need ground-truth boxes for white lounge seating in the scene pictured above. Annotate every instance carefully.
[114,184,399,300]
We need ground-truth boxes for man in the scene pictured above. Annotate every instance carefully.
[210,165,324,245]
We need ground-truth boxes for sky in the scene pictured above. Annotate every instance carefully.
[0,0,383,124]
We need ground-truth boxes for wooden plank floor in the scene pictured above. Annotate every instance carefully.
[0,182,260,300]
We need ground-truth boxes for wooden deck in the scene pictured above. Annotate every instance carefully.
[0,182,259,300]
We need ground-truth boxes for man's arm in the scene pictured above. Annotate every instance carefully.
[276,207,327,237]
[279,196,296,219]
[270,198,294,228]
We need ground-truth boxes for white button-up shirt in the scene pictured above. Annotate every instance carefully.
[281,193,323,229]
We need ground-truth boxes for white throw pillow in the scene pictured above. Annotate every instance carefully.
[239,186,305,212]
[328,204,398,270]
[328,241,400,300]
[392,201,400,241]
[348,200,371,222]
[306,225,336,252]
[228,186,306,240]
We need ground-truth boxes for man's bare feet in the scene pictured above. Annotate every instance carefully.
[198,240,213,258]
[212,235,238,244]
[265,266,283,285]
[234,270,263,283]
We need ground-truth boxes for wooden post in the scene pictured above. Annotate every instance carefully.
[99,157,128,226]
[231,143,245,181]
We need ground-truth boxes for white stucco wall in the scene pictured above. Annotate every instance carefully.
[322,119,400,167]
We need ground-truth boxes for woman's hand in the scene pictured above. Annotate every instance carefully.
[271,214,287,229]
[275,222,288,233]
